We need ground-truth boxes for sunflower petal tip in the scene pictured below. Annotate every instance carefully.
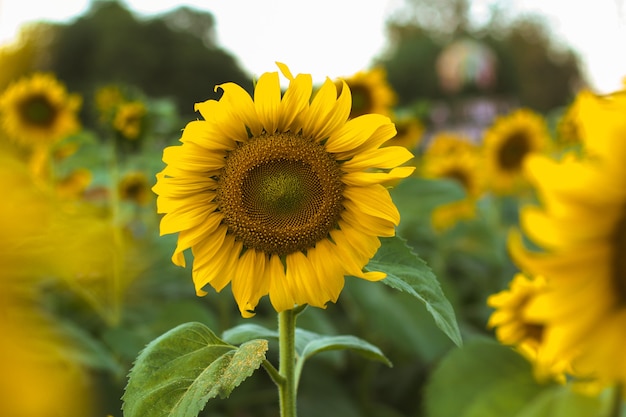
[275,62,294,81]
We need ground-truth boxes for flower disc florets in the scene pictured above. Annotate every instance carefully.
[218,132,344,256]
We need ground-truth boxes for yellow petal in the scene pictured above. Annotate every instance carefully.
[254,71,281,134]
[231,249,269,318]
[342,167,416,186]
[285,251,327,308]
[325,114,391,155]
[194,100,249,142]
[342,146,414,171]
[159,200,217,235]
[179,120,237,151]
[268,254,295,312]
[162,143,226,173]
[217,82,263,137]
[342,185,400,225]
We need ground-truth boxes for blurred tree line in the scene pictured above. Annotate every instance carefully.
[1,0,252,124]
[376,0,583,113]
[1,0,583,123]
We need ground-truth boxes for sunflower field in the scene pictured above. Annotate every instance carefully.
[1,2,626,417]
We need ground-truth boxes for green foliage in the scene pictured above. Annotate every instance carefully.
[425,338,620,417]
[368,235,463,347]
[123,322,268,417]
[41,1,251,123]
[424,338,549,417]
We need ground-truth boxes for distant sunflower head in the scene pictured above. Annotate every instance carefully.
[487,274,570,381]
[119,171,152,206]
[509,90,626,391]
[385,115,424,151]
[483,109,549,194]
[336,67,396,119]
[422,133,482,198]
[152,63,415,317]
[113,101,146,140]
[94,85,124,123]
[0,73,81,148]
[421,133,484,230]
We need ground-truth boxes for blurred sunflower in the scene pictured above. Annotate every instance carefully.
[385,115,424,151]
[0,73,81,148]
[487,273,570,382]
[94,84,124,123]
[113,100,146,140]
[509,90,626,391]
[0,150,95,417]
[119,171,152,206]
[336,67,396,119]
[555,92,589,147]
[421,133,483,230]
[483,109,549,195]
[153,63,415,317]
[56,168,92,200]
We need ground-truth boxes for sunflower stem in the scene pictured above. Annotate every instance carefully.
[278,309,298,417]
[610,384,623,417]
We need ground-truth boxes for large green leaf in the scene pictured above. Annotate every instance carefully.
[222,323,278,345]
[424,338,550,417]
[298,332,392,367]
[366,235,462,346]
[515,384,611,417]
[123,322,268,417]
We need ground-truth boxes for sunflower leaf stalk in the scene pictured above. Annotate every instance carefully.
[278,309,299,417]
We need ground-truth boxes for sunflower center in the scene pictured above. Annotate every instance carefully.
[611,211,626,304]
[217,132,344,256]
[498,131,530,171]
[19,94,57,127]
[445,168,470,191]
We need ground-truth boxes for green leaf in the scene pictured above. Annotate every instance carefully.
[424,338,550,417]
[515,384,612,417]
[294,328,392,385]
[222,323,278,345]
[366,235,462,346]
[298,331,392,367]
[123,322,268,417]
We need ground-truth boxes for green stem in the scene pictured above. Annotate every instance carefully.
[610,384,623,417]
[278,309,298,417]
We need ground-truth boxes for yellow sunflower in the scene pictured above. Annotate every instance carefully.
[113,100,146,140]
[482,108,549,194]
[94,84,124,122]
[385,115,424,152]
[421,133,484,230]
[152,63,415,317]
[487,273,571,382]
[509,90,626,391]
[336,67,397,119]
[119,171,152,206]
[0,73,81,148]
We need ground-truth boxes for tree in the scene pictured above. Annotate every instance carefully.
[42,0,252,120]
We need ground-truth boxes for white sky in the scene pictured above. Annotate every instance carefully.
[0,0,625,93]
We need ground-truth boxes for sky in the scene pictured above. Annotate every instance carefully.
[1,0,625,93]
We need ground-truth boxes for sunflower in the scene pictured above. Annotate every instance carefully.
[482,109,549,194]
[153,63,415,317]
[119,171,152,206]
[113,101,146,140]
[336,67,397,119]
[421,133,484,230]
[385,115,424,152]
[94,84,124,123]
[0,73,81,148]
[509,90,626,391]
[487,273,571,382]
